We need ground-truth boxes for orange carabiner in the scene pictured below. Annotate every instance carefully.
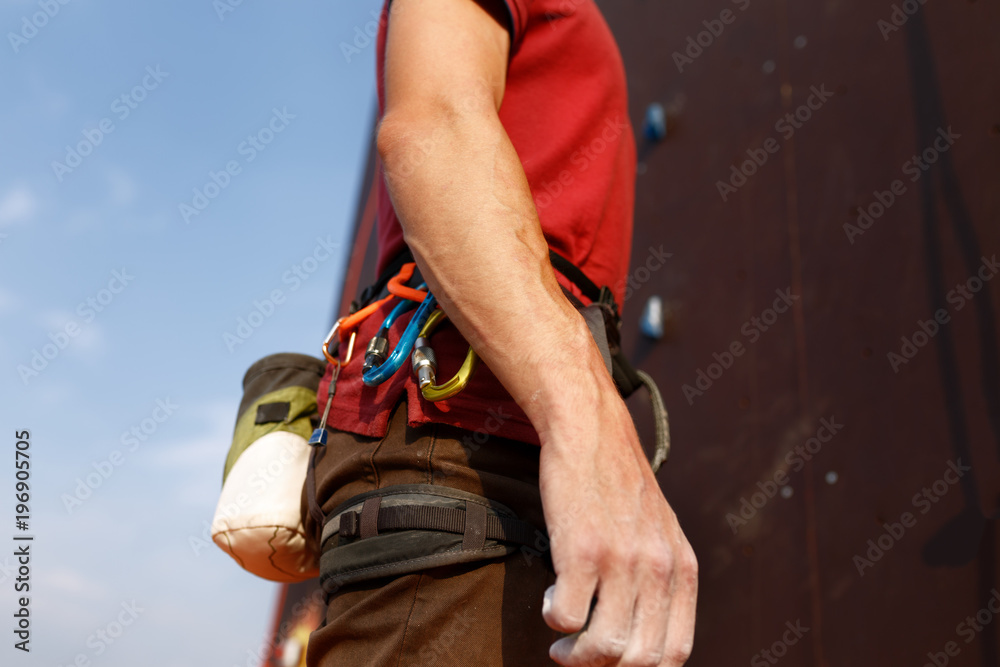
[336,263,427,336]
[387,262,428,303]
[321,261,426,366]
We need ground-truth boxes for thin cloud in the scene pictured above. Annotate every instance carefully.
[0,183,37,225]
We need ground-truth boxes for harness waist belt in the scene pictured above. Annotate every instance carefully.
[319,484,544,593]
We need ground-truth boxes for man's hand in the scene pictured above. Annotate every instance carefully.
[377,0,698,664]
[537,367,698,666]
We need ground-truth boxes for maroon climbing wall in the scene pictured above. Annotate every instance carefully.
[603,0,1000,665]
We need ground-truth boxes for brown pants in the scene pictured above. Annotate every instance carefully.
[302,399,560,666]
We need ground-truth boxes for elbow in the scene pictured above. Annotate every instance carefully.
[376,100,499,178]
[375,112,441,194]
[375,114,409,169]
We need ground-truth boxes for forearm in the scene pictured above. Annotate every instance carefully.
[377,109,624,446]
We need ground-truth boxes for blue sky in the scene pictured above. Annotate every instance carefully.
[0,1,380,664]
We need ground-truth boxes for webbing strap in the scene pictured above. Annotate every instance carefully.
[338,502,538,548]
[547,249,602,304]
[359,496,382,539]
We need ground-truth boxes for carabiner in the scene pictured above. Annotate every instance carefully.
[322,318,356,367]
[387,263,428,303]
[362,295,420,374]
[411,309,479,402]
[362,290,439,387]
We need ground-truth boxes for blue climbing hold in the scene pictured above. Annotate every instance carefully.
[640,295,665,339]
[643,103,667,142]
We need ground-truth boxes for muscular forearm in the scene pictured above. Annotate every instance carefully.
[377,108,624,447]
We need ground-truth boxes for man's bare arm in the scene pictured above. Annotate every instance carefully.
[376,1,698,664]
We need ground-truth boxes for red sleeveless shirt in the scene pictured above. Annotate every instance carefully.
[322,0,636,445]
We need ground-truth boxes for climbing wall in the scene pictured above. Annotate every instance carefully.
[602,0,1000,665]
[266,1,1000,665]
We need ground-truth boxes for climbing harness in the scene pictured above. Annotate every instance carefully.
[216,246,673,589]
[318,484,542,592]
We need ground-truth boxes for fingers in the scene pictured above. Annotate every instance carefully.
[547,539,699,667]
[626,539,697,667]
[617,580,671,666]
[543,565,598,634]
[549,569,635,666]
[658,544,698,666]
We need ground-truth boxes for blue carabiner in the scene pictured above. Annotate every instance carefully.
[362,284,427,375]
[362,290,438,387]
[382,289,423,329]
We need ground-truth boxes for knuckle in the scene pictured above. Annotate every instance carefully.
[621,648,664,667]
[584,542,626,571]
[551,608,586,631]
[619,545,641,570]
[664,642,694,665]
[679,549,699,587]
[586,541,612,565]
[578,654,611,667]
[647,549,675,580]
[680,547,699,575]
[594,635,627,659]
[567,538,605,566]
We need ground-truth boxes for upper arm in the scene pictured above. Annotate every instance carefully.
[381,0,512,124]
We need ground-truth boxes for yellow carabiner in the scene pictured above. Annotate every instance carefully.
[412,310,479,402]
